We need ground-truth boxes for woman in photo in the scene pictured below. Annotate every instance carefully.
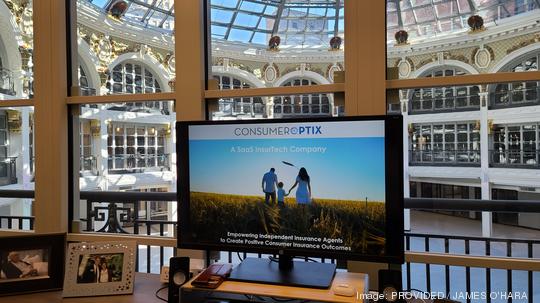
[288,167,311,204]
[98,259,112,283]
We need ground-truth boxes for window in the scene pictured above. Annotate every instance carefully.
[274,78,333,117]
[491,52,539,107]
[409,68,480,113]
[79,65,97,96]
[491,124,539,166]
[410,122,480,165]
[108,62,162,94]
[212,74,265,119]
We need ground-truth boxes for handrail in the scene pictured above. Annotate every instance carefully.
[404,197,540,213]
[0,190,35,198]
[80,191,176,201]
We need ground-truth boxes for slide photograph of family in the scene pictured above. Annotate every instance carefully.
[188,132,387,256]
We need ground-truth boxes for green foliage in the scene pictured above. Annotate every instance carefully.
[189,192,386,255]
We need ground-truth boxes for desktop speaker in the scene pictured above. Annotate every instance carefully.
[168,256,190,303]
[378,269,403,303]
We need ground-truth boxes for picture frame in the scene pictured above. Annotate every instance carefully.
[62,241,137,297]
[0,233,66,296]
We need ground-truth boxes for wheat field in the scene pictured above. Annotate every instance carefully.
[188,192,386,255]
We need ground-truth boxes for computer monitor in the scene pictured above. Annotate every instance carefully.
[177,116,404,288]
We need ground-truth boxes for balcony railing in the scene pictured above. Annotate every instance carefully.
[0,68,16,96]
[490,149,540,168]
[216,99,265,118]
[79,191,177,273]
[409,94,480,114]
[273,104,332,117]
[409,150,480,166]
[0,190,35,230]
[490,87,540,109]
[80,86,97,96]
[2,189,539,300]
[107,154,170,173]
[80,156,98,175]
[0,157,18,186]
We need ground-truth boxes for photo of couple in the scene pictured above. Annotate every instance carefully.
[262,166,311,206]
[0,249,49,282]
[77,253,124,284]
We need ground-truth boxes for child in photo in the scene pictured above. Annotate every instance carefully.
[277,182,288,207]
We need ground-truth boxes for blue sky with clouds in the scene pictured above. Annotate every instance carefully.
[189,137,385,202]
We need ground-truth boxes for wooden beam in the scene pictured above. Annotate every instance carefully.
[387,71,540,89]
[175,1,205,121]
[405,251,540,271]
[33,0,69,233]
[67,233,176,248]
[0,99,34,107]
[66,92,176,104]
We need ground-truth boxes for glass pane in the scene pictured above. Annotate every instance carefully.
[0,107,35,230]
[210,0,345,88]
[77,101,176,250]
[76,1,175,96]
[1,1,33,99]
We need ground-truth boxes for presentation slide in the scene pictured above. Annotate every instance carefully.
[188,120,386,256]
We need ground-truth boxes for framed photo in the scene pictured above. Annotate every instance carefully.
[62,241,136,297]
[0,233,66,296]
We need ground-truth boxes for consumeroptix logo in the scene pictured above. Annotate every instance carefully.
[234,125,323,136]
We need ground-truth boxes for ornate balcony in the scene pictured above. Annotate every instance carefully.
[107,153,170,174]
[409,150,480,166]
[490,149,540,168]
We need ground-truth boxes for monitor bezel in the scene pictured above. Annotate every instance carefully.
[177,115,404,264]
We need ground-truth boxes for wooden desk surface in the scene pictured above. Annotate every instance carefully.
[182,271,368,303]
[0,273,166,303]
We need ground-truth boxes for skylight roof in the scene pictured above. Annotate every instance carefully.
[211,0,345,48]
[387,0,539,42]
[87,0,175,31]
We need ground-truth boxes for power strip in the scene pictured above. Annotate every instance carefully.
[160,266,169,283]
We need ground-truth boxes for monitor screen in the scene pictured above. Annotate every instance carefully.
[177,116,403,263]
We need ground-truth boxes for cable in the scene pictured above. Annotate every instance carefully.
[155,285,168,302]
[237,251,245,261]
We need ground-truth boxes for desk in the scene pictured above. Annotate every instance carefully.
[181,271,368,303]
[0,273,165,303]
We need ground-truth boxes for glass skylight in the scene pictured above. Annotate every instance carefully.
[387,0,540,42]
[210,0,345,48]
[86,0,175,31]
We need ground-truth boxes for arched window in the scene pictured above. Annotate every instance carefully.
[0,48,15,96]
[213,74,264,119]
[492,52,538,107]
[410,68,480,113]
[79,65,96,96]
[105,62,170,114]
[108,61,162,94]
[274,78,331,117]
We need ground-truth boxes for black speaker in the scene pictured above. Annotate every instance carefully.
[168,256,190,303]
[378,269,403,303]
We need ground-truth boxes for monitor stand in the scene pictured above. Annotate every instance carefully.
[228,255,337,289]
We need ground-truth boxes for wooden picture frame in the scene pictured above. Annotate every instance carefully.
[0,233,66,296]
[62,241,137,297]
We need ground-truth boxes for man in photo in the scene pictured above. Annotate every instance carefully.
[262,168,278,205]
[2,251,38,279]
